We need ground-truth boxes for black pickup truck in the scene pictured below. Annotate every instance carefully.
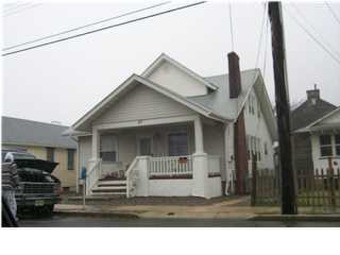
[2,150,62,215]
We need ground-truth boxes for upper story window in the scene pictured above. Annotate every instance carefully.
[319,134,333,157]
[264,142,268,155]
[257,138,261,161]
[247,135,261,161]
[100,134,118,163]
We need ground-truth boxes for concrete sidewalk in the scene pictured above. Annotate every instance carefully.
[55,196,269,219]
[54,196,340,221]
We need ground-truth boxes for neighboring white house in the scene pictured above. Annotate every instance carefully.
[68,52,277,199]
[296,107,340,172]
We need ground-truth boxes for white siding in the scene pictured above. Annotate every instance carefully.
[79,136,92,171]
[316,109,340,125]
[224,123,235,189]
[203,122,225,179]
[244,89,274,171]
[147,61,208,97]
[311,134,340,171]
[93,85,195,125]
[206,177,222,198]
[148,179,193,196]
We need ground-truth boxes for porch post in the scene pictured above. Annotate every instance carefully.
[194,117,204,154]
[192,116,209,198]
[91,127,99,160]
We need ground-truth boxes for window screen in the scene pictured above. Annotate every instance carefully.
[100,134,117,163]
[320,135,332,157]
[168,132,188,156]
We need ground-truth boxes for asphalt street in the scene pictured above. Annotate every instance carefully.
[17,214,340,227]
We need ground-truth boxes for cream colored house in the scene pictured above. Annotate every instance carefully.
[67,52,276,198]
[2,116,78,191]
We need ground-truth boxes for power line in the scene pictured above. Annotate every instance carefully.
[3,3,42,17]
[255,2,268,69]
[3,2,34,13]
[290,3,340,59]
[262,11,270,78]
[228,3,234,51]
[2,1,206,57]
[325,1,340,26]
[3,1,171,51]
[283,5,340,66]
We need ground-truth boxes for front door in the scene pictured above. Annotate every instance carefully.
[138,137,152,156]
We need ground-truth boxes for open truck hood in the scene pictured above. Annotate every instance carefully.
[14,159,59,173]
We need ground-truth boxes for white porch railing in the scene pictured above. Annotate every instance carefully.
[207,155,221,177]
[125,157,139,198]
[149,155,192,177]
[86,158,102,195]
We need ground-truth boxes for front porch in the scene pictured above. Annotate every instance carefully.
[84,116,225,199]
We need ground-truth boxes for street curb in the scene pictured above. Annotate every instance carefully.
[250,215,340,222]
[54,210,140,219]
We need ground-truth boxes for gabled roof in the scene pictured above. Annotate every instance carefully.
[2,116,77,149]
[291,98,336,131]
[194,69,277,140]
[71,53,276,141]
[142,53,218,91]
[294,107,340,133]
[72,74,227,131]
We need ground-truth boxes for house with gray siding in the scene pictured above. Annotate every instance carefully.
[68,52,277,198]
[291,87,338,174]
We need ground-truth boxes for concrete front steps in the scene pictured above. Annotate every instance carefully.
[91,179,127,197]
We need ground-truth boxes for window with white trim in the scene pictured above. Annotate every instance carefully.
[100,134,118,163]
[335,135,340,156]
[168,132,188,156]
[319,135,332,157]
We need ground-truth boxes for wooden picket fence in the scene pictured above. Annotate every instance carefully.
[251,168,340,208]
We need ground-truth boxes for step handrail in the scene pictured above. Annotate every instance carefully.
[125,157,139,198]
[86,158,102,195]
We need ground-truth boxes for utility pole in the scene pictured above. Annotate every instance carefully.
[268,2,297,214]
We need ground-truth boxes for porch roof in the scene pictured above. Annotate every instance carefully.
[294,107,340,133]
[71,74,228,132]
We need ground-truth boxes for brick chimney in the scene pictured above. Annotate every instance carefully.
[228,51,248,195]
[228,52,242,98]
[307,84,320,105]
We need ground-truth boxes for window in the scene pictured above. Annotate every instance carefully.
[257,138,261,161]
[139,137,152,156]
[46,147,55,162]
[319,135,332,157]
[335,135,340,156]
[264,142,268,155]
[168,132,188,156]
[246,135,250,160]
[67,149,75,170]
[100,134,118,163]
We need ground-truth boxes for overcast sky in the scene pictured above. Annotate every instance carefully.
[2,0,340,126]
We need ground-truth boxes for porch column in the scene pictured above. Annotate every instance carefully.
[91,127,99,160]
[135,156,150,197]
[192,116,209,198]
[194,117,204,153]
